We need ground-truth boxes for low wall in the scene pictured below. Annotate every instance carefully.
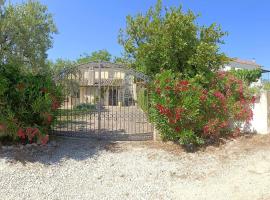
[245,91,270,134]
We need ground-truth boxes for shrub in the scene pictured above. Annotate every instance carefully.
[150,70,255,145]
[74,103,96,111]
[0,64,63,144]
[137,87,149,112]
[230,68,262,85]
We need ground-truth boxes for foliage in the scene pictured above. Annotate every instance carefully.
[150,70,255,145]
[0,0,57,73]
[48,59,76,75]
[74,103,96,111]
[0,64,64,144]
[77,50,112,64]
[119,0,228,77]
[263,82,270,91]
[137,87,149,112]
[230,68,262,85]
[49,50,128,76]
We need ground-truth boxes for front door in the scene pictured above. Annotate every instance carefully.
[109,88,118,106]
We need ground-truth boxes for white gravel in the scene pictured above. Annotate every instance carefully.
[1,136,270,200]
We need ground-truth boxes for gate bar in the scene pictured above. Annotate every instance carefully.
[98,61,101,133]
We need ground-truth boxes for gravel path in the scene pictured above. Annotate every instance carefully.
[1,135,270,200]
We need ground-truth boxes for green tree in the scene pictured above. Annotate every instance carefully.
[48,58,75,75]
[119,0,228,77]
[77,49,112,64]
[0,0,57,73]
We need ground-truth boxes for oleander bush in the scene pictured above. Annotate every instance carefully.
[0,64,64,144]
[150,70,255,145]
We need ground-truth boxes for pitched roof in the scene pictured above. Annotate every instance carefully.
[228,58,261,70]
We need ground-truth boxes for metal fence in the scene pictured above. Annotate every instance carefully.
[52,62,153,140]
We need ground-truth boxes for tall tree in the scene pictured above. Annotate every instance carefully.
[77,50,112,64]
[0,0,57,73]
[119,0,228,77]
[48,58,75,75]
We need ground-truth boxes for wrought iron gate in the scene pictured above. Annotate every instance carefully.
[52,62,153,140]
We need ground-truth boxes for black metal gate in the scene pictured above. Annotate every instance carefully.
[52,62,153,140]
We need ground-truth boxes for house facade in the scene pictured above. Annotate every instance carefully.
[63,62,141,108]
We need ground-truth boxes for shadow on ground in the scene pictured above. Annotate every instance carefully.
[0,136,121,166]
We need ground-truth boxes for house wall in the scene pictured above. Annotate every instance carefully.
[243,91,270,134]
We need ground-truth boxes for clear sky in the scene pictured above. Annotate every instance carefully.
[10,0,270,71]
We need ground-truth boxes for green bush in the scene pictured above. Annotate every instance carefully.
[137,88,149,112]
[150,70,255,145]
[230,68,262,85]
[0,64,64,144]
[74,103,96,111]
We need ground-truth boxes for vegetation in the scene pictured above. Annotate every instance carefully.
[118,0,257,145]
[150,70,255,145]
[230,68,262,85]
[137,88,149,112]
[0,0,57,73]
[74,103,96,111]
[0,64,63,144]
[50,49,127,76]
[119,0,228,77]
[0,1,63,144]
[77,50,112,64]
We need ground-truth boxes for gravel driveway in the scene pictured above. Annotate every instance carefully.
[1,135,270,200]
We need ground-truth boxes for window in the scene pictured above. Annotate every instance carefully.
[114,72,124,79]
[95,71,108,79]
[84,71,89,79]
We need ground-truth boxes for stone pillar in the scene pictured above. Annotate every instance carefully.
[153,126,162,141]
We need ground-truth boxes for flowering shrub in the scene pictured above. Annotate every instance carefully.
[150,70,255,145]
[0,64,63,144]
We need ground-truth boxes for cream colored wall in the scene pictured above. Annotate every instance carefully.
[80,87,97,104]
[243,91,270,134]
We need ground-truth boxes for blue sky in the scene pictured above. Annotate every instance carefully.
[11,0,270,70]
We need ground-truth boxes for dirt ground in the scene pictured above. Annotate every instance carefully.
[1,134,270,200]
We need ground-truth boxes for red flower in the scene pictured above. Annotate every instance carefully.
[165,79,171,83]
[156,88,161,95]
[200,95,207,102]
[165,86,172,90]
[169,118,177,124]
[175,107,184,120]
[202,89,208,95]
[179,80,189,86]
[51,100,60,110]
[47,115,53,124]
[155,104,172,117]
[251,96,256,104]
[175,127,181,132]
[28,128,40,142]
[175,80,189,92]
[41,134,49,145]
[0,123,6,132]
[203,125,209,135]
[17,128,25,139]
[213,91,226,103]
